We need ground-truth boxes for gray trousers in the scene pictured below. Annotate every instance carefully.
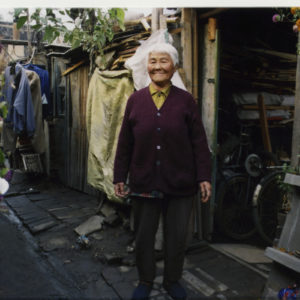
[132,195,194,283]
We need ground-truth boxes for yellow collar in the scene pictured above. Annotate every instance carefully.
[149,83,171,97]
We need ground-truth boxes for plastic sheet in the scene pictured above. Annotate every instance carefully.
[86,69,134,203]
[125,29,186,91]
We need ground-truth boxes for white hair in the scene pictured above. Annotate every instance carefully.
[146,43,179,66]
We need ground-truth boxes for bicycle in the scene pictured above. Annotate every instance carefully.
[252,169,290,245]
[215,153,266,240]
[216,154,289,244]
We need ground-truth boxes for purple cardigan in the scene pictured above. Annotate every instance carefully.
[113,85,211,197]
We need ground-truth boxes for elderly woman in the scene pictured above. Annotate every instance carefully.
[113,43,211,300]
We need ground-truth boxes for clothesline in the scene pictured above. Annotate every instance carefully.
[0,43,15,62]
[0,42,37,67]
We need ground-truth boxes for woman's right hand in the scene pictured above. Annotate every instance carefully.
[114,182,130,198]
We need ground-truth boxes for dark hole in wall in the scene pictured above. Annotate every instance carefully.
[216,8,295,162]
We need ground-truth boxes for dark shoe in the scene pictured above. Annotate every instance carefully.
[163,281,187,300]
[131,282,152,300]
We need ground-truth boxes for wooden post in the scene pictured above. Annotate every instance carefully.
[181,8,193,93]
[258,94,272,153]
[159,14,167,30]
[26,9,32,57]
[192,10,199,100]
[200,20,220,240]
[13,22,20,40]
[151,8,163,32]
[291,32,300,168]
[201,20,219,151]
[208,18,217,41]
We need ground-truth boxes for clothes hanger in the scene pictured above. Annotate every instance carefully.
[23,47,36,66]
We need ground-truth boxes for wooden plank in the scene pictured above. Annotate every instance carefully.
[201,22,219,151]
[103,32,150,52]
[122,16,179,27]
[0,38,39,46]
[170,27,182,35]
[181,8,193,93]
[62,60,86,77]
[247,47,297,62]
[208,18,217,42]
[13,23,20,40]
[159,14,167,30]
[151,8,162,32]
[192,10,199,100]
[199,8,229,20]
[257,94,272,153]
[291,32,300,168]
[200,21,220,240]
[140,17,151,32]
[242,105,294,111]
[118,47,138,55]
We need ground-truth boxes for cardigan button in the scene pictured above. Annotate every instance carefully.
[156,160,161,166]
[157,112,161,117]
[156,145,161,150]
[157,127,161,131]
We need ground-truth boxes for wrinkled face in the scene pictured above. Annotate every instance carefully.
[147,52,176,87]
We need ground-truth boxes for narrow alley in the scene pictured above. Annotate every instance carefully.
[1,7,299,300]
[0,170,272,299]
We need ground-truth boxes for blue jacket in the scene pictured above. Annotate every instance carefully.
[3,64,35,136]
[24,64,52,118]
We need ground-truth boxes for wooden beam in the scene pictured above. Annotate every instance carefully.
[151,8,163,32]
[192,10,199,100]
[201,21,219,151]
[122,16,180,27]
[0,39,39,46]
[62,60,86,77]
[140,17,151,32]
[160,15,167,30]
[208,18,217,42]
[13,23,20,40]
[242,105,294,111]
[199,8,229,20]
[247,47,296,62]
[170,27,182,35]
[291,32,300,168]
[258,94,273,153]
[181,8,193,93]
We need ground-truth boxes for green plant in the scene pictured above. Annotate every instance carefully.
[14,8,125,64]
[0,73,5,99]
[277,163,300,195]
[272,7,300,54]
[0,101,9,178]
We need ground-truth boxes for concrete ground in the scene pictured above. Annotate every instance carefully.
[0,170,274,299]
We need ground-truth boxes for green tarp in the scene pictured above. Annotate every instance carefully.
[86,68,134,203]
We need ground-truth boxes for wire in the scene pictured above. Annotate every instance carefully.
[0,43,15,62]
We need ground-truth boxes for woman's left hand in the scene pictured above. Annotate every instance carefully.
[199,181,211,203]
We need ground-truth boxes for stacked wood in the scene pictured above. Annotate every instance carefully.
[221,44,297,94]
[104,15,181,71]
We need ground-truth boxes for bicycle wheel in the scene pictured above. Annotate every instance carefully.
[252,171,288,245]
[216,174,257,240]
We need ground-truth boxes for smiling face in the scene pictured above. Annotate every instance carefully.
[147,52,176,89]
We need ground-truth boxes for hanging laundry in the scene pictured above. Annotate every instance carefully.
[2,63,35,137]
[25,70,46,154]
[24,64,52,118]
[86,69,134,203]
